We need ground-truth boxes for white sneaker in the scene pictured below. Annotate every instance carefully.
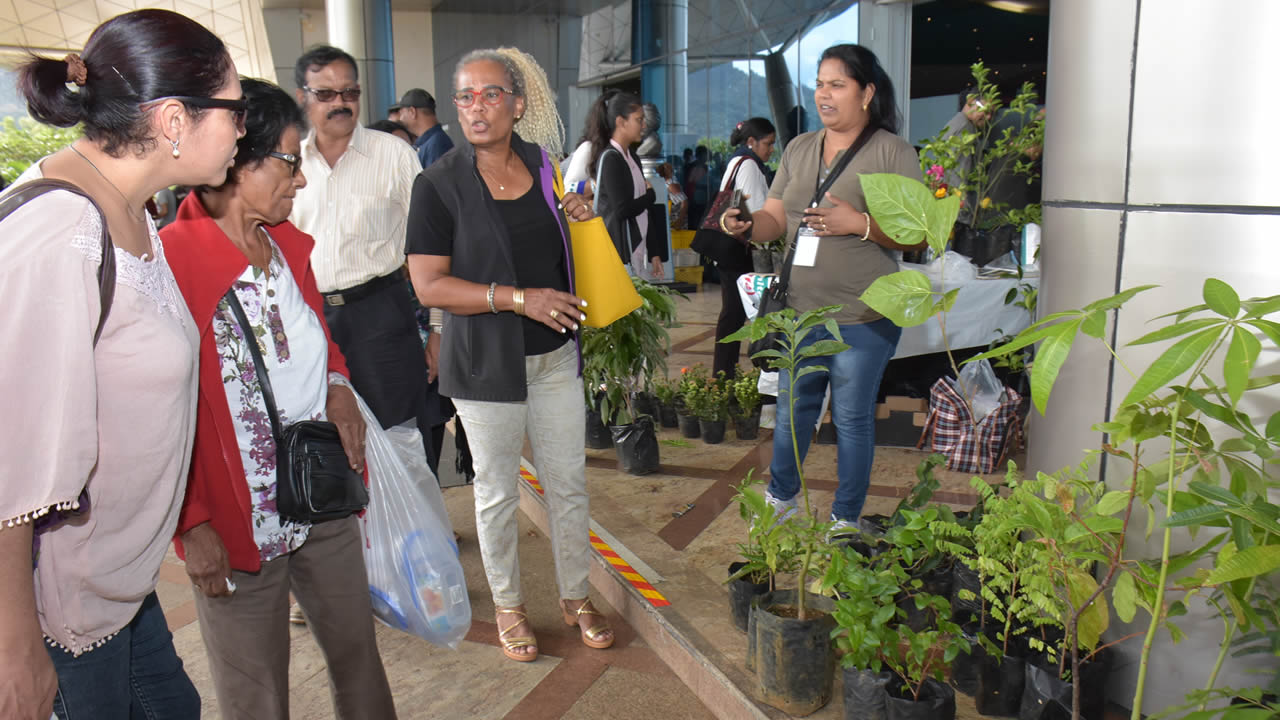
[764,490,798,523]
[828,514,858,539]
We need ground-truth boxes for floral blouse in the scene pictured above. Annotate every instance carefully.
[213,235,334,562]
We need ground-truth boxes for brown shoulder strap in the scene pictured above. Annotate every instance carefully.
[0,178,116,345]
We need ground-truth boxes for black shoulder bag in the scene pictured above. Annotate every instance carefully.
[747,127,877,369]
[223,288,368,524]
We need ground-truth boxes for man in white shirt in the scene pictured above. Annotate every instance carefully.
[289,45,437,466]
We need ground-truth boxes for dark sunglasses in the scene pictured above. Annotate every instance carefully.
[452,86,514,108]
[146,95,248,133]
[267,151,302,177]
[304,86,362,103]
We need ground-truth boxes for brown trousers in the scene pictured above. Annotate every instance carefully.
[192,515,398,720]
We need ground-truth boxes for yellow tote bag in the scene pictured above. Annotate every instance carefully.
[551,158,642,328]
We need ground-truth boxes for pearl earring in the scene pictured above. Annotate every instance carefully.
[171,139,180,158]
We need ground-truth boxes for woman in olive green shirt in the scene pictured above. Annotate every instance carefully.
[722,43,920,532]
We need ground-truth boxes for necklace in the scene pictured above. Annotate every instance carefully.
[478,151,515,191]
[70,143,142,222]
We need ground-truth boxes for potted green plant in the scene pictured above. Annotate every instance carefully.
[966,278,1280,720]
[580,277,680,474]
[824,535,967,720]
[651,373,680,428]
[695,380,730,444]
[726,470,795,631]
[733,367,763,440]
[727,305,847,715]
[917,61,1045,267]
[675,364,708,439]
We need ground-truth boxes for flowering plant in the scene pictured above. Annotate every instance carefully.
[917,62,1044,230]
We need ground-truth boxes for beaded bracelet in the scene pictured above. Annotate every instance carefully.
[487,282,498,313]
[859,212,872,242]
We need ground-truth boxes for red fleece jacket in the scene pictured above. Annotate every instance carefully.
[160,193,350,572]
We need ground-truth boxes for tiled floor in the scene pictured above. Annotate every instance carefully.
[158,282,1013,720]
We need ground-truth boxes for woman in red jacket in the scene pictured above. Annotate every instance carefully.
[160,78,397,720]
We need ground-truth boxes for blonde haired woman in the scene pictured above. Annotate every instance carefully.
[405,47,614,663]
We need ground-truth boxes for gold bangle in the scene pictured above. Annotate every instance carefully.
[512,288,525,316]
[719,211,732,235]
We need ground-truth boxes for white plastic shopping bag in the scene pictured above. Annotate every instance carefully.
[955,358,1003,423]
[354,395,470,649]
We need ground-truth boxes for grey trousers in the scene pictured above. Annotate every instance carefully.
[453,342,591,607]
[192,515,397,720]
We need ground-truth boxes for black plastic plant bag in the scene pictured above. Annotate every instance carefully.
[611,416,659,475]
[843,667,893,720]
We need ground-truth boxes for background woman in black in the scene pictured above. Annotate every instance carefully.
[584,89,667,279]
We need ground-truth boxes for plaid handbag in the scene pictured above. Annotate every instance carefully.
[917,378,1023,474]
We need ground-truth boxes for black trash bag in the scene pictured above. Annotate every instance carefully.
[975,647,1026,717]
[859,514,891,537]
[586,408,613,449]
[949,627,981,696]
[843,667,893,720]
[632,392,657,418]
[950,561,985,624]
[886,678,956,720]
[676,412,701,439]
[727,561,770,632]
[917,557,954,600]
[700,419,726,444]
[749,590,837,716]
[611,417,659,475]
[1018,650,1111,720]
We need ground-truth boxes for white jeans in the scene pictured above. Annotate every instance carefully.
[452,342,590,607]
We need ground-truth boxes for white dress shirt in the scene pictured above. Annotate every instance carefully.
[290,124,423,293]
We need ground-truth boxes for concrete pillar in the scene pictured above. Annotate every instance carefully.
[632,0,689,148]
[857,1,911,139]
[326,0,396,122]
[764,51,798,147]
[1035,0,1280,713]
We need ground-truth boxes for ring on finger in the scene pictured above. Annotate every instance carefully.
[549,309,559,320]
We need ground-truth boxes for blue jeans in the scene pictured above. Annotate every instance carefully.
[48,592,199,719]
[768,317,902,521]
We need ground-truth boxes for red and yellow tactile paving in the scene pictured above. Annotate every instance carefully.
[519,466,671,608]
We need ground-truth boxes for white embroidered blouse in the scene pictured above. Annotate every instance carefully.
[0,162,199,655]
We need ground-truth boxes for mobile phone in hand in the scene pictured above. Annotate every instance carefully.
[730,189,752,224]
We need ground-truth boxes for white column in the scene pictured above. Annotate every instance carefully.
[325,0,395,122]
[857,1,911,139]
[1035,0,1280,713]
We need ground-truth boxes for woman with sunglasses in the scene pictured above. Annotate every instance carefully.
[407,46,613,664]
[0,9,243,719]
[159,78,397,720]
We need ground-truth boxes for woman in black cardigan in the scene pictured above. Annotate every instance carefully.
[585,90,667,279]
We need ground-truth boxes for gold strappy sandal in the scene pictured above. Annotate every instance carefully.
[496,607,538,662]
[561,598,614,649]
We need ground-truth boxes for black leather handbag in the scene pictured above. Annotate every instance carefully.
[747,126,876,369]
[224,288,368,524]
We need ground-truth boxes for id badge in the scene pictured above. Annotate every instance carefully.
[793,225,819,267]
